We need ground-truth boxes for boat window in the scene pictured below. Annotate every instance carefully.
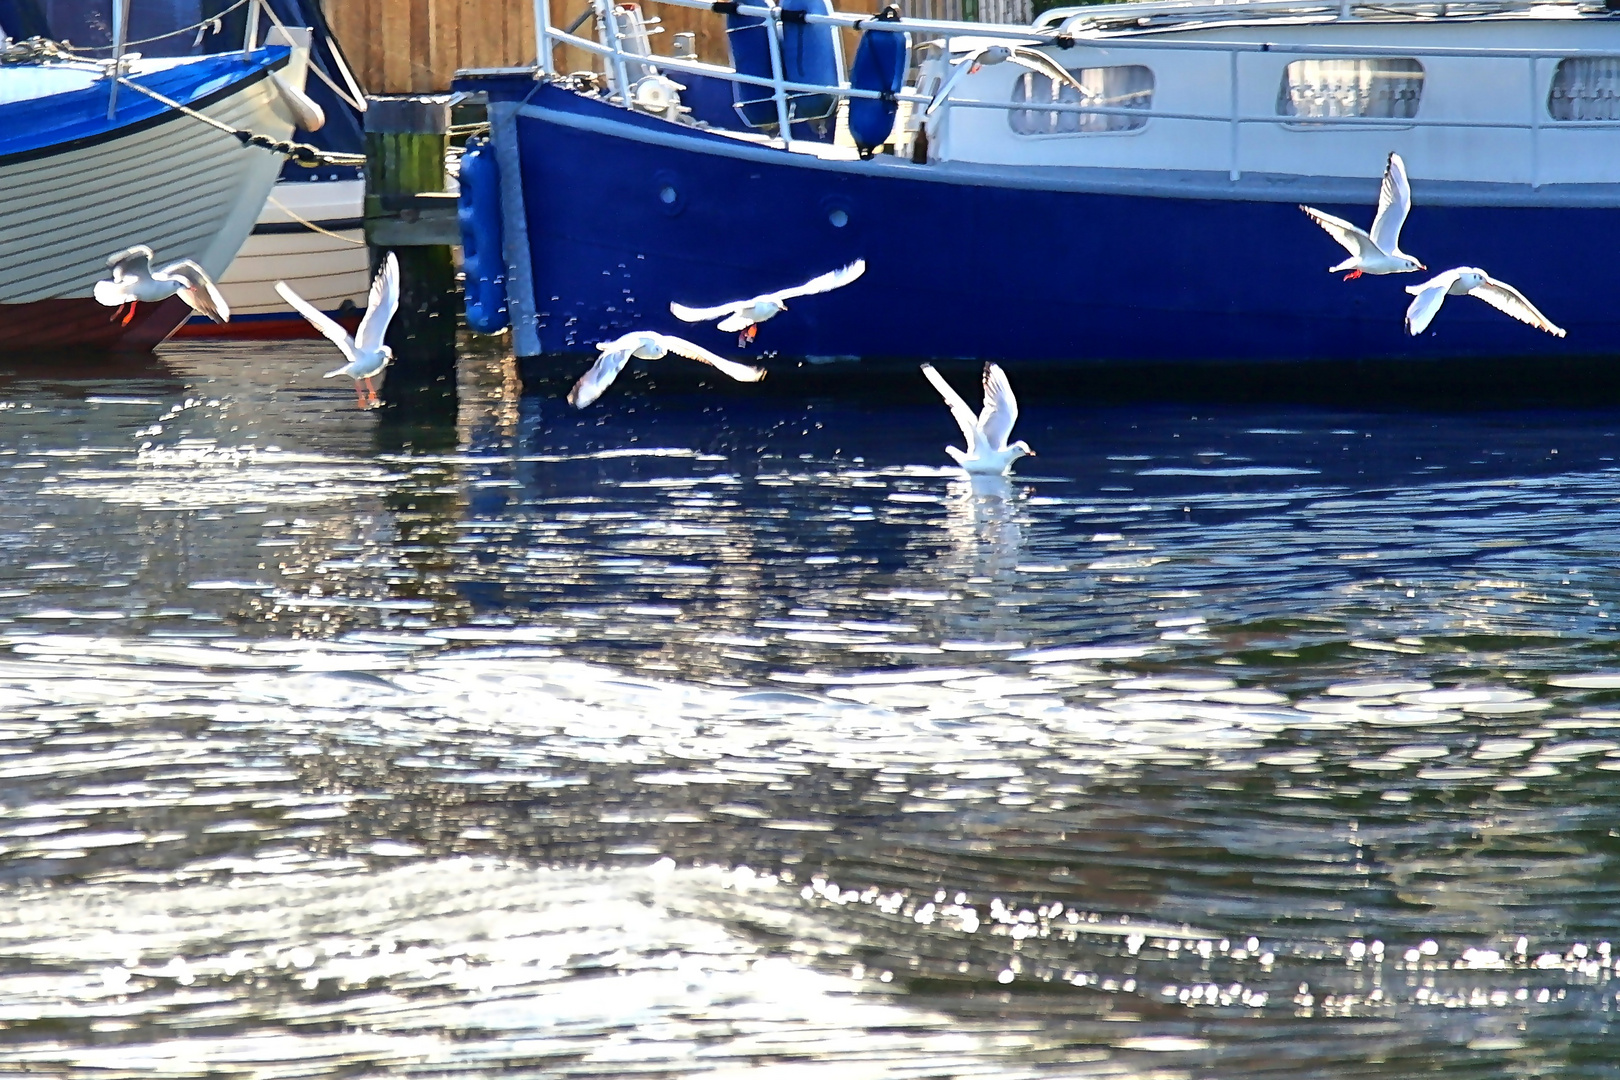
[1548,58,1620,120]
[1276,58,1423,123]
[1009,64,1153,135]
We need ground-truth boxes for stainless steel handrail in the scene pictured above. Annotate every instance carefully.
[536,0,1620,181]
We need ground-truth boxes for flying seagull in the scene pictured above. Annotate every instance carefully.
[921,362,1035,475]
[276,252,400,410]
[1403,266,1565,338]
[94,246,229,326]
[570,331,767,408]
[925,44,1092,116]
[669,259,865,346]
[1300,152,1426,279]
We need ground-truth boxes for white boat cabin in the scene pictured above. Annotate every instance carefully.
[528,0,1620,190]
[917,1,1620,186]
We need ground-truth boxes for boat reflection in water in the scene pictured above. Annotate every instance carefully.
[1,341,1620,1074]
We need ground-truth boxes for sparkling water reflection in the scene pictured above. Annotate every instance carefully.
[2,342,1620,1075]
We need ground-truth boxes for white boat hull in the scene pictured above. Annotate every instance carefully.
[180,177,371,337]
[0,36,311,349]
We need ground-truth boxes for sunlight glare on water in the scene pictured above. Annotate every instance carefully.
[2,341,1620,1075]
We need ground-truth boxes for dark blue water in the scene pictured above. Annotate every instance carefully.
[1,340,1619,1077]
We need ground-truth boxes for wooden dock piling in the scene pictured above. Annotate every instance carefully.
[363,95,459,410]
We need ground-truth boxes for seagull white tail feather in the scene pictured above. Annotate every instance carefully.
[93,280,133,307]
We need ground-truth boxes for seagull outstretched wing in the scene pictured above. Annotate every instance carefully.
[276,280,358,363]
[1006,49,1090,100]
[657,334,768,382]
[1469,274,1565,338]
[925,51,981,116]
[978,363,1019,452]
[1299,205,1378,261]
[159,260,230,324]
[106,246,154,274]
[569,344,637,408]
[774,259,866,303]
[921,363,982,455]
[1369,151,1412,257]
[355,253,401,355]
[670,298,743,323]
[1403,268,1462,336]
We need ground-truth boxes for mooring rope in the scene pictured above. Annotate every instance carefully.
[66,0,252,53]
[267,193,368,245]
[114,74,367,167]
[0,35,363,168]
[0,35,88,64]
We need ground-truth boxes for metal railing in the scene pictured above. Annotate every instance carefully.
[529,0,1620,187]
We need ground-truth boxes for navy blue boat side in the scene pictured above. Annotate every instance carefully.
[509,83,1608,364]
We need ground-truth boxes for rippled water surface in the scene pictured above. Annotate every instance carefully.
[5,342,1620,1076]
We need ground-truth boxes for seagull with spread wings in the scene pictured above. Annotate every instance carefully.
[925,44,1091,117]
[94,246,230,327]
[669,259,865,346]
[1403,267,1565,338]
[570,331,767,408]
[921,362,1035,475]
[1300,152,1426,280]
[276,252,400,410]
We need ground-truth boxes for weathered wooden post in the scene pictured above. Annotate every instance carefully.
[363,96,460,412]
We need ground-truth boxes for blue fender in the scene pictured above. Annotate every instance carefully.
[458,136,509,334]
[728,0,841,128]
[848,6,908,155]
[780,0,839,123]
[725,6,780,128]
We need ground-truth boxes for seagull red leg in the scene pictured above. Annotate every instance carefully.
[1342,270,1363,281]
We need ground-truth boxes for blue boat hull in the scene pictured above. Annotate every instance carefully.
[507,84,1615,364]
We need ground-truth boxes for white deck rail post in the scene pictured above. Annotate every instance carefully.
[764,2,795,145]
[1228,48,1240,181]
[243,0,260,57]
[1528,55,1541,190]
[107,0,129,119]
[535,0,555,75]
[597,0,634,103]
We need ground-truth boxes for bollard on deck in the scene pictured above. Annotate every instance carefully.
[364,95,459,407]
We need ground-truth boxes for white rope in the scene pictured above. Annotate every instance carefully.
[115,74,367,166]
[267,194,367,245]
[65,0,252,53]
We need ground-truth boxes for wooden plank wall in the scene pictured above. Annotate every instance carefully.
[325,0,738,92]
[322,0,1010,94]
